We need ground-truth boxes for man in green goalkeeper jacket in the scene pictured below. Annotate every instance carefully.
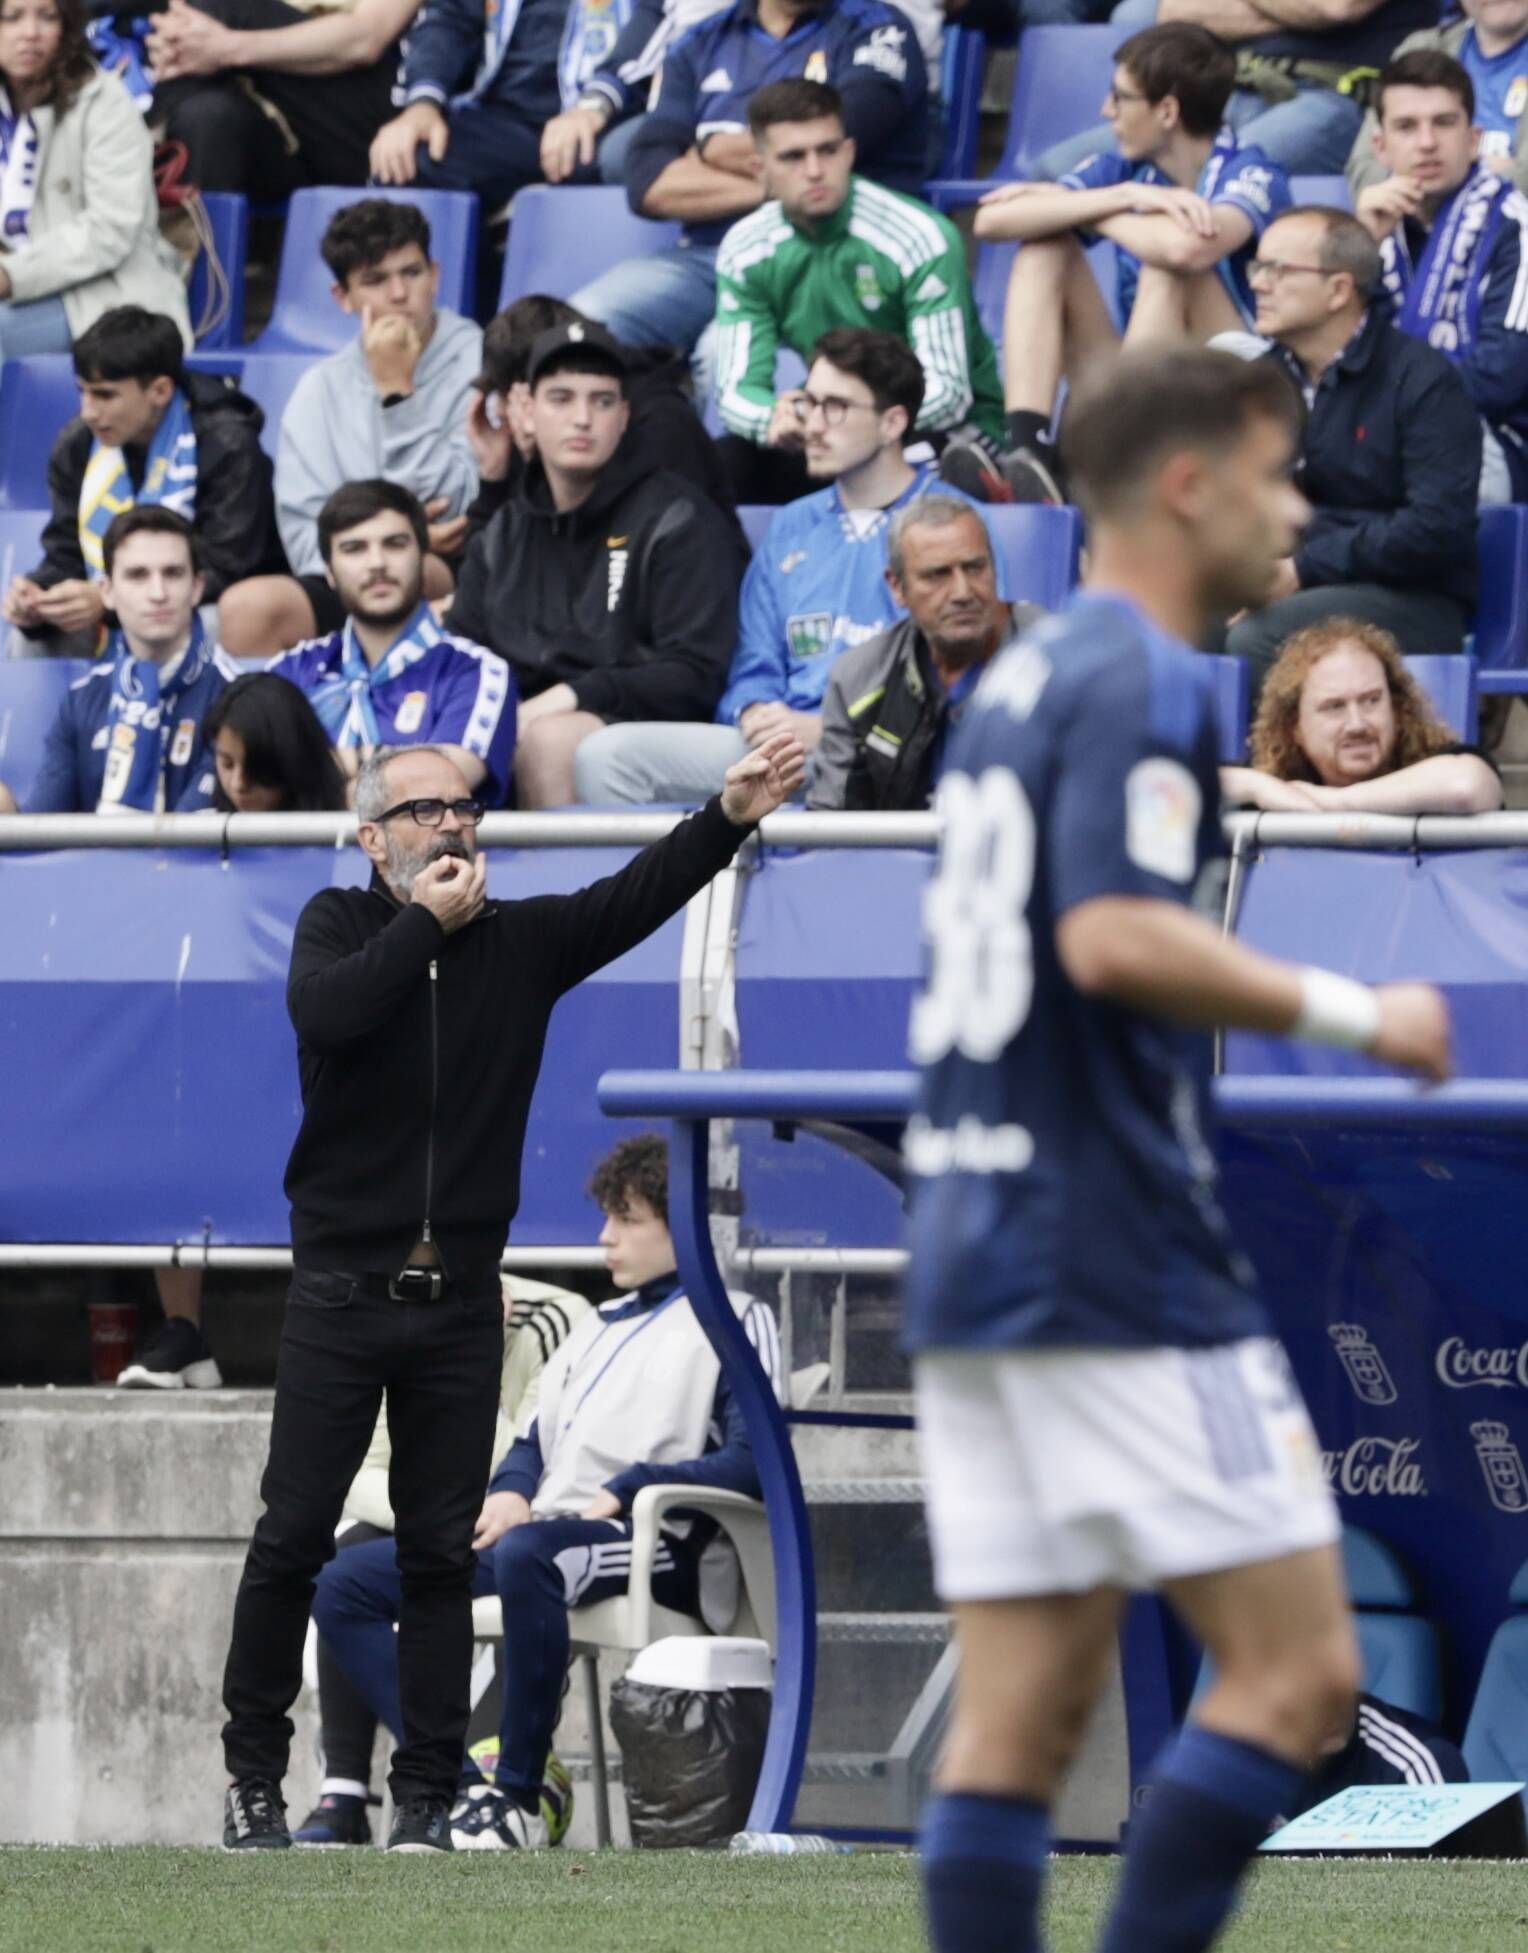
[712,77,1004,505]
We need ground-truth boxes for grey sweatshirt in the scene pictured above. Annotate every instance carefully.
[275,309,484,577]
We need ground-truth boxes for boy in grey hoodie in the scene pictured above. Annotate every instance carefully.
[219,199,484,657]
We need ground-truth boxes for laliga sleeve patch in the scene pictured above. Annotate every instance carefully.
[1124,756,1200,884]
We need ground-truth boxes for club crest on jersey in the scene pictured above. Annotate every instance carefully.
[394,691,428,736]
[1508,75,1528,120]
[1473,1421,1528,1513]
[804,49,828,82]
[855,263,884,311]
[787,612,832,660]
[1330,1322,1397,1407]
[1124,756,1199,883]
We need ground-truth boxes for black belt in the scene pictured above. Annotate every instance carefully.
[348,1267,449,1303]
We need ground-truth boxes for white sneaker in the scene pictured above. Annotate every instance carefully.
[449,1784,549,1850]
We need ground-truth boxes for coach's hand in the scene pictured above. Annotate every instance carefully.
[720,730,806,825]
[1372,982,1452,1084]
[411,851,487,934]
[474,1490,532,1550]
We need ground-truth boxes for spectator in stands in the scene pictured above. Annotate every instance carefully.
[445,322,743,808]
[203,673,350,813]
[1349,0,1528,198]
[311,1133,781,1852]
[567,0,929,374]
[0,0,189,360]
[1220,617,1503,811]
[1040,0,1438,181]
[3,306,278,657]
[1354,51,1528,501]
[367,0,635,203]
[1227,205,1480,674]
[713,80,1004,507]
[573,329,997,805]
[809,496,1042,810]
[294,1274,592,1847]
[973,25,1289,505]
[218,201,483,660]
[145,0,418,193]
[464,293,735,530]
[268,480,517,804]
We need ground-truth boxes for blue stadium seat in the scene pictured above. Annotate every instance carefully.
[1405,653,1478,741]
[188,192,248,352]
[0,657,89,806]
[1343,1525,1417,1608]
[1211,654,1250,762]
[1289,174,1353,212]
[737,505,774,553]
[999,27,1115,182]
[938,26,988,181]
[0,507,48,585]
[1357,1614,1443,1723]
[0,358,78,510]
[499,185,681,310]
[236,354,310,458]
[1463,1559,1528,1813]
[1474,504,1528,678]
[246,187,480,355]
[985,503,1081,610]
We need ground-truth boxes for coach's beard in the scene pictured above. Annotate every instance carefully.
[384,831,473,900]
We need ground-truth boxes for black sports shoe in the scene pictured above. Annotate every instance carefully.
[937,429,1013,504]
[293,1792,374,1847]
[118,1317,223,1391]
[223,1779,291,1850]
[998,444,1067,506]
[387,1795,454,1853]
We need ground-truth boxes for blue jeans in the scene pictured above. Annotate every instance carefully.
[313,1514,701,1795]
[0,294,72,361]
[1037,82,1363,180]
[570,239,722,355]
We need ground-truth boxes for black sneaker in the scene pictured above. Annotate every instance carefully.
[293,1792,374,1847]
[998,444,1067,506]
[118,1317,223,1391]
[937,429,1013,504]
[387,1795,454,1853]
[223,1779,291,1851]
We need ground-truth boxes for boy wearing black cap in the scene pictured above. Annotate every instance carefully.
[445,323,746,807]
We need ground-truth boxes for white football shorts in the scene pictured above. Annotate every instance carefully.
[915,1336,1339,1601]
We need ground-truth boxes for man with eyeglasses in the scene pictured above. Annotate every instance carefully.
[267,478,517,804]
[572,326,1004,805]
[1221,202,1481,677]
[219,721,806,1854]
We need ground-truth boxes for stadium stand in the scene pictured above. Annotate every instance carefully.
[0,660,88,808]
[1463,1558,1528,1816]
[187,193,250,355]
[996,24,1114,183]
[0,357,78,510]
[497,188,681,310]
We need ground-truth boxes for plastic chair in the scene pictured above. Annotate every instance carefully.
[0,358,79,510]
[0,506,48,587]
[938,25,988,181]
[999,27,1115,182]
[1289,174,1353,213]
[236,354,313,460]
[499,185,682,310]
[245,187,480,355]
[737,505,774,553]
[1473,504,1528,679]
[985,503,1082,610]
[0,658,89,805]
[1463,1558,1528,1816]
[1210,654,1250,763]
[1342,1527,1443,1722]
[1405,653,1479,742]
[188,191,248,351]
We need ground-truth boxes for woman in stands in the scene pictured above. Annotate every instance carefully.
[1221,618,1503,816]
[203,672,348,813]
[0,0,190,359]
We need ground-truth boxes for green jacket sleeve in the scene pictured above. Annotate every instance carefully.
[714,237,784,444]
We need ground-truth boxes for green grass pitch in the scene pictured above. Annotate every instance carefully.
[1,1849,1523,1952]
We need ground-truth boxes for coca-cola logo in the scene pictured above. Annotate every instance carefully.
[1436,1337,1528,1392]
[1321,1437,1427,1497]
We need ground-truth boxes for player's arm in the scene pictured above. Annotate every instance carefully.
[1056,896,1450,1078]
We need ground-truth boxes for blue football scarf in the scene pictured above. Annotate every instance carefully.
[306,602,443,750]
[96,616,210,815]
[469,0,629,107]
[86,18,156,113]
[1380,163,1511,362]
[0,83,41,244]
[78,387,199,576]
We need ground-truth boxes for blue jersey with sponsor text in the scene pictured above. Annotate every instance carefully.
[1061,132,1289,329]
[902,592,1266,1353]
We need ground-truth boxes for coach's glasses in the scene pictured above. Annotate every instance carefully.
[373,797,487,828]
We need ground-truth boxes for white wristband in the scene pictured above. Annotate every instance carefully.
[1293,967,1381,1051]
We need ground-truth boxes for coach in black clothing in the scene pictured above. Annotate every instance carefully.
[221,732,804,1853]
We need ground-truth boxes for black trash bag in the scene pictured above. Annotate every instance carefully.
[609,1676,771,1848]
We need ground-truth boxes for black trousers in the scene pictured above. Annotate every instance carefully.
[318,1519,392,1786]
[151,0,398,192]
[221,1266,503,1805]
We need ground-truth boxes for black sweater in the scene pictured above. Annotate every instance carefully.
[284,798,747,1274]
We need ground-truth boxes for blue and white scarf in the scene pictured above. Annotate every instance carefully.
[78,387,199,576]
[96,616,210,815]
[1380,163,1511,362]
[307,601,442,749]
[86,17,156,114]
[469,0,629,109]
[0,83,41,245]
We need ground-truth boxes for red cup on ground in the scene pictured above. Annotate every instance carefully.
[87,1302,139,1384]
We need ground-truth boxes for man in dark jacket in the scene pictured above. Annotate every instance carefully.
[2,306,281,657]
[220,728,805,1855]
[1225,204,1481,678]
[445,321,745,806]
[810,495,1043,811]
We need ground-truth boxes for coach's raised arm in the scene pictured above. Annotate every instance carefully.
[221,731,803,1855]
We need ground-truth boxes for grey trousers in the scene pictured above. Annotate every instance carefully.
[1222,584,1470,690]
[572,722,748,806]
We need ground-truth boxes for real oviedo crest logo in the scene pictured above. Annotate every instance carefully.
[1329,1323,1397,1407]
[1472,1422,1528,1515]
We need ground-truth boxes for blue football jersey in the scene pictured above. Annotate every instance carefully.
[902,592,1264,1353]
[1061,132,1289,329]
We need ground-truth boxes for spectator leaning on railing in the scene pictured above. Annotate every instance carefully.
[1220,616,1503,813]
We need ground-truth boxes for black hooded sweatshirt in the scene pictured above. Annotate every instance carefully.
[445,430,745,725]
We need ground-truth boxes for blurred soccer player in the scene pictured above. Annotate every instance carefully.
[905,347,1452,1953]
